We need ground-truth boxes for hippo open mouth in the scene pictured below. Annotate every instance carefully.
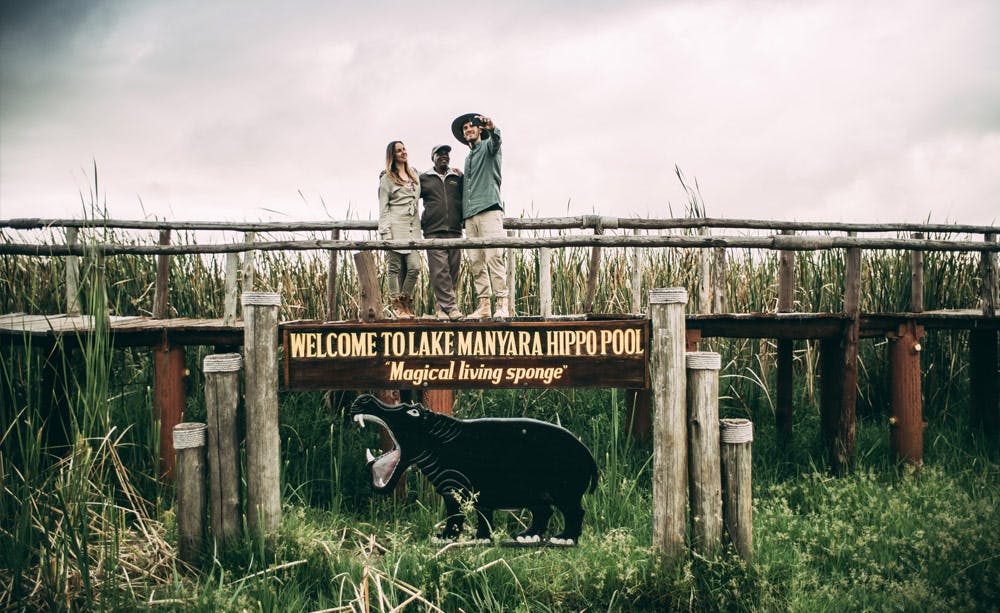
[353,413,401,489]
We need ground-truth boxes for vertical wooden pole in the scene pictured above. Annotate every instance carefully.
[203,353,242,548]
[242,291,282,544]
[699,227,711,314]
[154,343,186,479]
[625,389,651,442]
[173,422,207,566]
[423,389,454,416]
[152,229,171,319]
[354,251,382,322]
[327,229,341,320]
[720,418,753,563]
[649,287,688,560]
[242,232,257,292]
[970,233,998,435]
[833,235,861,475]
[819,336,842,452]
[539,247,552,319]
[584,222,603,313]
[910,232,924,313]
[888,322,925,467]
[686,351,722,558]
[223,253,240,326]
[776,230,795,449]
[65,227,81,316]
[631,229,642,314]
[506,229,517,317]
[712,246,726,314]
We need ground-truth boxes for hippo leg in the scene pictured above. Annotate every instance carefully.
[553,501,585,542]
[474,507,494,540]
[437,490,464,540]
[517,506,552,539]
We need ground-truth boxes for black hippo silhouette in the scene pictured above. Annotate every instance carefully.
[349,394,598,545]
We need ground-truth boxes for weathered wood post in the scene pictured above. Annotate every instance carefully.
[242,291,282,544]
[720,418,753,562]
[506,229,517,317]
[699,227,711,315]
[152,229,171,319]
[649,287,688,560]
[327,229,341,320]
[242,232,257,292]
[712,246,727,314]
[423,389,454,416]
[687,351,722,558]
[173,422,207,566]
[970,232,998,436]
[631,229,643,314]
[223,253,240,326]
[65,226,81,316]
[910,232,924,313]
[888,322,925,467]
[354,251,382,321]
[154,343,186,479]
[539,247,552,319]
[625,230,650,441]
[203,353,242,547]
[833,234,861,474]
[584,217,604,313]
[776,229,795,448]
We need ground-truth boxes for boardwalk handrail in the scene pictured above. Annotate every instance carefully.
[3,231,999,256]
[2,215,997,234]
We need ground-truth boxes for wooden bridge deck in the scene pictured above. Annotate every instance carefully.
[1,309,995,348]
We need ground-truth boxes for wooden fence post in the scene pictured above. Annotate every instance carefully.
[687,351,722,558]
[539,247,552,319]
[327,229,340,320]
[242,291,281,544]
[152,229,171,319]
[970,232,998,436]
[584,219,604,313]
[242,232,256,292]
[649,287,688,560]
[720,418,753,562]
[223,253,240,326]
[507,229,517,317]
[888,322,925,467]
[354,251,382,322]
[65,227,81,316]
[712,246,727,314]
[832,234,861,475]
[699,227,711,314]
[631,229,643,314]
[910,232,924,313]
[174,422,207,566]
[154,343,186,479]
[203,353,242,548]
[776,229,795,449]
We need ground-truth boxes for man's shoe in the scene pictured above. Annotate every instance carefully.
[493,296,510,319]
[435,309,450,320]
[464,298,492,319]
[447,307,463,321]
[395,295,414,319]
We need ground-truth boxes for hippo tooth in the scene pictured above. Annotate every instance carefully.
[354,414,365,428]
[365,448,376,463]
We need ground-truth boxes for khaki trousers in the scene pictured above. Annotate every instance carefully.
[464,209,508,300]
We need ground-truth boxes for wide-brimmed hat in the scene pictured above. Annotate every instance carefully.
[451,113,491,144]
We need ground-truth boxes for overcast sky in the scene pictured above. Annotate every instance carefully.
[1,0,998,226]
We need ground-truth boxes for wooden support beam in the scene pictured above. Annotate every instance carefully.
[65,227,81,316]
[631,229,643,314]
[584,226,603,313]
[720,418,754,563]
[154,342,186,479]
[687,352,722,558]
[650,287,688,561]
[832,237,861,475]
[152,229,171,319]
[776,230,795,448]
[423,389,454,416]
[910,232,924,313]
[242,231,256,292]
[971,232,998,436]
[203,353,242,548]
[353,251,382,322]
[712,246,727,314]
[223,253,240,326]
[506,230,517,317]
[539,247,552,319]
[888,322,925,467]
[699,227,711,315]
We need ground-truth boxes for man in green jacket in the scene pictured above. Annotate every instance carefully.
[451,112,509,319]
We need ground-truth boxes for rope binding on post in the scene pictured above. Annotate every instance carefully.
[173,422,207,449]
[720,418,754,444]
[204,353,242,373]
[241,292,281,307]
[686,351,722,370]
[649,287,688,305]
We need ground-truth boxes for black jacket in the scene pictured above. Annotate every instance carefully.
[420,168,463,236]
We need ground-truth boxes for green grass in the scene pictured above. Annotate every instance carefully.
[1,213,997,610]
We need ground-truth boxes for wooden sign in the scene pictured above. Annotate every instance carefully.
[282,319,649,390]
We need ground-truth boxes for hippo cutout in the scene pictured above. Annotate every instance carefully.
[349,394,598,546]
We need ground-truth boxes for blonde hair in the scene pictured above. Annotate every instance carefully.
[385,141,418,186]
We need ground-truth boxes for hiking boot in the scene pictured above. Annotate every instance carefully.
[401,294,416,318]
[464,298,492,319]
[493,296,510,319]
[394,295,413,319]
[447,307,463,320]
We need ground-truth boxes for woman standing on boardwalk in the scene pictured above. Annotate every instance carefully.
[378,140,423,318]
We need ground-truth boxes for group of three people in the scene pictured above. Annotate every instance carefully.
[378,113,509,320]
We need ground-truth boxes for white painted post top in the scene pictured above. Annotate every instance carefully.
[241,292,281,306]
[720,418,754,444]
[173,422,207,449]
[649,288,688,304]
[686,351,722,370]
[204,353,243,373]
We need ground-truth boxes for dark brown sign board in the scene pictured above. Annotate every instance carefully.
[282,319,650,391]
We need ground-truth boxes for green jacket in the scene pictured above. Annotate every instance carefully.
[462,128,503,219]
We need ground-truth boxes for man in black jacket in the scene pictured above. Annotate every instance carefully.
[420,145,464,320]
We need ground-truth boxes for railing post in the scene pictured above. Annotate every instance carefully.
[539,247,552,319]
[223,253,240,326]
[242,291,281,545]
[154,342,186,479]
[720,418,754,562]
[65,227,81,316]
[910,232,924,313]
[327,229,340,320]
[203,353,242,548]
[631,229,643,314]
[649,287,688,560]
[354,251,382,322]
[584,218,603,313]
[888,322,925,467]
[173,422,207,566]
[776,229,795,449]
[152,229,171,319]
[712,246,726,313]
[833,233,861,475]
[970,232,998,436]
[506,229,517,317]
[687,351,722,558]
[699,227,711,314]
[242,231,256,292]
